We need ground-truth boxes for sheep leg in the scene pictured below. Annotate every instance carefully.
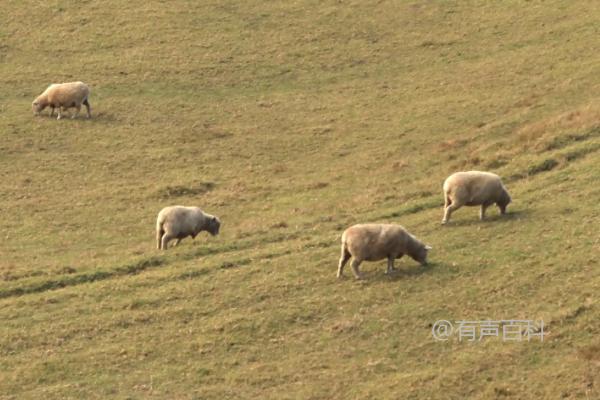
[156,228,164,249]
[480,203,490,220]
[442,194,451,224]
[350,259,363,280]
[56,107,63,120]
[498,202,508,215]
[49,106,55,117]
[161,233,174,250]
[386,256,396,274]
[444,193,451,209]
[173,238,181,247]
[442,203,462,224]
[83,99,91,118]
[71,104,81,119]
[337,246,351,278]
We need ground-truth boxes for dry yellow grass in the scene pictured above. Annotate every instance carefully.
[1,1,599,399]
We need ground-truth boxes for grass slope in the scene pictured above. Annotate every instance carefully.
[1,1,599,398]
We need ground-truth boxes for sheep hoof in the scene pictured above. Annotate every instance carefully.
[441,220,447,225]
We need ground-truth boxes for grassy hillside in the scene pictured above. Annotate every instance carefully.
[1,0,599,398]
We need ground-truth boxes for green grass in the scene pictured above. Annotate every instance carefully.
[1,0,599,398]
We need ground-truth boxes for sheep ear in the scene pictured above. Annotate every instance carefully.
[425,245,432,250]
[212,216,217,222]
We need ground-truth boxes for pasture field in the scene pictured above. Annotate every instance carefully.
[1,1,599,398]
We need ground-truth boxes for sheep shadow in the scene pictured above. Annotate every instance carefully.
[440,209,529,228]
[344,261,438,284]
[36,114,95,122]
[36,111,118,123]
[380,262,436,281]
[89,111,119,123]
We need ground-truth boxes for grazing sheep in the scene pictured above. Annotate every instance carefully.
[337,224,431,279]
[156,206,220,250]
[32,81,91,120]
[441,171,511,224]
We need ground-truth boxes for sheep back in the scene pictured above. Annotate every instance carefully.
[342,224,428,264]
[443,171,510,206]
[157,206,220,239]
[46,81,90,107]
[33,82,90,112]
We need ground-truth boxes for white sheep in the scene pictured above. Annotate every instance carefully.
[32,81,91,120]
[441,171,511,224]
[337,223,431,279]
[156,206,221,250]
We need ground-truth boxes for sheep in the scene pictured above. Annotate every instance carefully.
[156,206,220,250]
[441,171,511,224]
[32,81,91,120]
[337,224,431,279]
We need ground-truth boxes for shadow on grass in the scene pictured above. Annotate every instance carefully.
[377,262,437,282]
[339,261,438,284]
[440,209,529,228]
[76,111,119,123]
[155,182,216,200]
[36,112,104,122]
[0,231,308,298]
[177,268,211,280]
[376,198,442,221]
[0,257,165,299]
[496,209,529,222]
